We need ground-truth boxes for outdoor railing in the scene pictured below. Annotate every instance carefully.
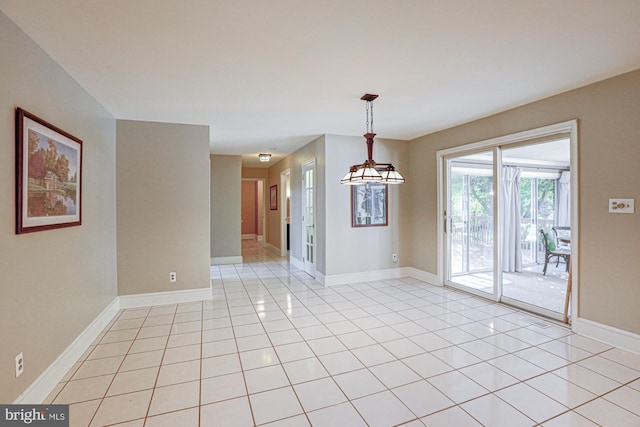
[451,216,554,251]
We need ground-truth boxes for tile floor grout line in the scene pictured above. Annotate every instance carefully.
[225,265,259,427]
[245,260,314,426]
[85,307,150,427]
[140,303,178,425]
[197,299,204,427]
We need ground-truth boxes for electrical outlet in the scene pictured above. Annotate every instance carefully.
[392,253,398,263]
[15,352,24,378]
[169,272,177,282]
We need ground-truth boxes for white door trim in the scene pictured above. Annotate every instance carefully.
[280,169,291,257]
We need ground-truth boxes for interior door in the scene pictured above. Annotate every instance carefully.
[301,159,315,276]
[445,150,497,298]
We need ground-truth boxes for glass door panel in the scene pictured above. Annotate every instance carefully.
[302,160,315,276]
[500,140,568,317]
[446,151,495,297]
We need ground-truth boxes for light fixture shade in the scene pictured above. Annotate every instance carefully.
[258,153,271,162]
[350,166,382,184]
[340,170,359,185]
[380,167,405,184]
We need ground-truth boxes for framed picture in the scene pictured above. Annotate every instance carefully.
[16,108,82,234]
[351,182,387,227]
[270,185,278,210]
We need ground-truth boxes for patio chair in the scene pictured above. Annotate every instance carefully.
[540,229,570,275]
[552,226,571,250]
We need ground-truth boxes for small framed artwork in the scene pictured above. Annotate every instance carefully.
[16,108,82,234]
[351,182,388,227]
[270,185,278,210]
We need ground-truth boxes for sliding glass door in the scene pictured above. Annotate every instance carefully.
[443,137,572,320]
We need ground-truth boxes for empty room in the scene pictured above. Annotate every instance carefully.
[1,1,639,426]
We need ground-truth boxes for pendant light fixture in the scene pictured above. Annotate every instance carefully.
[340,94,405,185]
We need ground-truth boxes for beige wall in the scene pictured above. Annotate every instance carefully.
[242,167,269,179]
[211,155,242,259]
[408,69,640,335]
[241,181,257,235]
[116,120,210,295]
[0,11,117,403]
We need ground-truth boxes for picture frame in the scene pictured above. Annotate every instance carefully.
[351,182,388,227]
[270,185,278,210]
[16,108,82,234]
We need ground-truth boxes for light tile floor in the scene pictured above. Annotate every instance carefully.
[46,241,640,426]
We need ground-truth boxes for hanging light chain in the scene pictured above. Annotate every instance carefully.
[365,100,374,134]
[365,100,369,133]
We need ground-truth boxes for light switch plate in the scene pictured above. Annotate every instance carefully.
[609,198,635,214]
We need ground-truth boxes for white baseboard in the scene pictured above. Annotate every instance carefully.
[119,287,212,309]
[257,235,264,242]
[573,317,640,355]
[403,267,442,286]
[322,267,406,286]
[318,267,441,287]
[315,271,326,285]
[265,243,281,256]
[241,234,256,240]
[13,298,120,404]
[211,256,243,265]
[289,256,304,271]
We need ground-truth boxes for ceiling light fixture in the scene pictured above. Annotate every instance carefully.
[340,94,405,185]
[258,153,272,162]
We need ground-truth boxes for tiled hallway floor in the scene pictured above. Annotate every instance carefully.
[47,242,640,426]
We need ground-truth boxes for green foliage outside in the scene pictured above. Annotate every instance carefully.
[450,174,493,217]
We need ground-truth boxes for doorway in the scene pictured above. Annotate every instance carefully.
[241,178,266,244]
[280,169,291,257]
[440,121,577,321]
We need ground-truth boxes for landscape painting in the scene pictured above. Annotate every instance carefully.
[16,108,82,234]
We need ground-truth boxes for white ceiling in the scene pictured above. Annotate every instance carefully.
[2,1,639,167]
[503,139,570,168]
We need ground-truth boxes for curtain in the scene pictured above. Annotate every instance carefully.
[502,166,522,272]
[557,171,571,227]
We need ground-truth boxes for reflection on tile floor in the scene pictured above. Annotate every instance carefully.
[46,241,640,426]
